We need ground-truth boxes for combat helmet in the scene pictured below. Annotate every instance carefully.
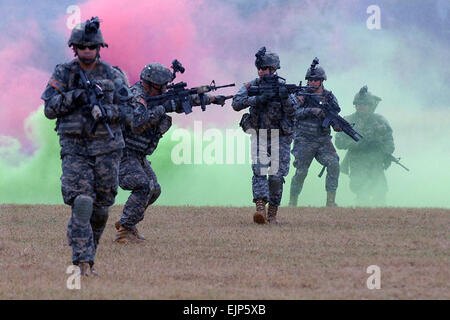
[140,63,174,85]
[353,85,382,111]
[255,47,281,70]
[305,57,327,80]
[68,17,108,48]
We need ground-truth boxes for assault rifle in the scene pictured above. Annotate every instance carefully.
[247,74,318,101]
[147,80,235,114]
[312,91,363,142]
[386,154,410,171]
[78,68,114,139]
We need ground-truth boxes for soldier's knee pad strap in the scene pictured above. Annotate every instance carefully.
[73,195,94,224]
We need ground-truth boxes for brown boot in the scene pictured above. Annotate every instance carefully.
[114,224,145,244]
[253,199,267,224]
[115,221,147,242]
[267,204,280,224]
[78,262,90,277]
[326,192,338,207]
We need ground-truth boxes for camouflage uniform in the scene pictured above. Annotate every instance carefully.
[232,47,296,223]
[289,59,340,207]
[117,67,218,233]
[41,18,130,268]
[335,86,394,206]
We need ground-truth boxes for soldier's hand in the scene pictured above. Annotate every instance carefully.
[278,86,289,100]
[311,108,324,118]
[332,123,342,132]
[256,91,275,105]
[162,100,175,113]
[73,89,88,106]
[212,95,226,106]
[91,105,102,121]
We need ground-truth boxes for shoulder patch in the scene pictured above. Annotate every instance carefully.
[137,96,147,108]
[49,78,63,90]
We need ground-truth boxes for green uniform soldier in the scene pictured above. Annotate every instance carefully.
[335,86,395,206]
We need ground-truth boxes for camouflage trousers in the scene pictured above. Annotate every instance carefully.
[290,135,340,201]
[250,131,292,207]
[62,149,122,266]
[118,151,161,229]
[349,162,388,206]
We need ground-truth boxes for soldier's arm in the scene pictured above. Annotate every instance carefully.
[131,98,166,133]
[41,64,78,119]
[334,131,356,150]
[102,68,134,124]
[231,83,257,111]
[377,116,395,154]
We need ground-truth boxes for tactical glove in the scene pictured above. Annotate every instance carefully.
[278,86,289,100]
[213,95,226,106]
[73,89,89,107]
[91,105,102,121]
[256,91,274,105]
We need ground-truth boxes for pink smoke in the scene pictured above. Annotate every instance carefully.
[0,22,49,149]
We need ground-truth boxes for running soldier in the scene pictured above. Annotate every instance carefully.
[232,47,296,224]
[335,86,395,206]
[289,58,342,207]
[114,63,227,243]
[41,17,131,276]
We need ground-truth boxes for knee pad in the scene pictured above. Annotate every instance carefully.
[72,195,93,224]
[148,186,161,206]
[90,206,109,230]
[268,176,284,191]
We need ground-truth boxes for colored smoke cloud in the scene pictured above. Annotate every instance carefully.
[0,0,449,207]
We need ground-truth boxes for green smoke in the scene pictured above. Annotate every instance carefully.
[0,104,448,208]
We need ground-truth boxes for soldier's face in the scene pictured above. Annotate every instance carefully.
[307,79,322,89]
[356,105,370,113]
[76,45,99,62]
[258,67,274,78]
[147,83,167,96]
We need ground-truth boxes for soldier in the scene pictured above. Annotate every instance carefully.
[335,86,394,206]
[113,63,227,243]
[41,17,131,276]
[232,47,296,224]
[288,58,342,207]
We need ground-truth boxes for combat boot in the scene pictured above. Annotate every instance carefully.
[114,221,147,242]
[253,199,267,224]
[326,192,338,207]
[78,262,90,276]
[267,204,280,224]
[113,223,146,244]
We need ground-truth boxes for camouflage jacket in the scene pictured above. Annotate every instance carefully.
[41,59,131,156]
[122,81,214,156]
[293,87,340,140]
[335,111,395,171]
[231,77,296,136]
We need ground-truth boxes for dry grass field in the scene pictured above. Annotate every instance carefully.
[0,204,448,300]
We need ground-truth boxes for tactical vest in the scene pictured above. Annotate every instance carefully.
[295,90,332,138]
[246,78,294,135]
[123,105,172,156]
[57,60,121,138]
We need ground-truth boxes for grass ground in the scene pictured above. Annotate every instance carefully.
[0,204,448,299]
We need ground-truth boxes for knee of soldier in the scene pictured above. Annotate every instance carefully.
[268,175,285,190]
[91,206,109,229]
[72,195,94,224]
[151,186,161,201]
[327,158,340,174]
